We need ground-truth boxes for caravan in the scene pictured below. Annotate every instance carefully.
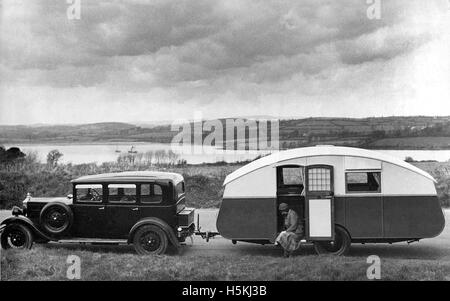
[217,146,445,255]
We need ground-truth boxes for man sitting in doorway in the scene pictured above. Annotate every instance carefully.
[276,203,304,257]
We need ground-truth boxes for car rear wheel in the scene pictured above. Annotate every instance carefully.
[313,226,351,256]
[133,225,168,255]
[1,224,34,250]
[40,202,73,236]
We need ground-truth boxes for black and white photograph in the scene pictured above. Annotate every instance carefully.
[0,0,449,288]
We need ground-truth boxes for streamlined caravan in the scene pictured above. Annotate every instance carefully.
[217,146,445,255]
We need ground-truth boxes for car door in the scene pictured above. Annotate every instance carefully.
[71,184,107,238]
[105,183,141,238]
[139,183,175,226]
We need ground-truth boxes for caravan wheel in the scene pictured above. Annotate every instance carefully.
[313,226,351,256]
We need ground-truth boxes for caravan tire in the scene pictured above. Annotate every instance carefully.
[313,226,351,256]
[40,202,73,236]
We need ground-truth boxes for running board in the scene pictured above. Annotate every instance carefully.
[57,238,128,245]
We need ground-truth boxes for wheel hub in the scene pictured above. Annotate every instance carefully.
[140,232,161,252]
[8,230,26,248]
[46,210,67,229]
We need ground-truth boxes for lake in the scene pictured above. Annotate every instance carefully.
[4,143,450,164]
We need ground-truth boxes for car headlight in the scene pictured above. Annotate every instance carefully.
[22,198,28,214]
[12,206,23,216]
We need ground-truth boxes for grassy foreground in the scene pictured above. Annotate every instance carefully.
[2,246,450,281]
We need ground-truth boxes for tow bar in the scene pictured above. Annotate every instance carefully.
[194,213,219,242]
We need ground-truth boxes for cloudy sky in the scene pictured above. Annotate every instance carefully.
[0,0,449,125]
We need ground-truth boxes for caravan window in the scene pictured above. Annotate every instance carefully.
[307,168,332,191]
[346,172,381,193]
[278,166,304,186]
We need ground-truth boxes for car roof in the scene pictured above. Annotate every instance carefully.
[71,171,184,184]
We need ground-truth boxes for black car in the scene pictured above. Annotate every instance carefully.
[0,171,195,255]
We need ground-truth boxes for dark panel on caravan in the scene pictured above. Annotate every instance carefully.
[334,197,345,227]
[345,196,383,238]
[217,198,277,242]
[383,195,445,238]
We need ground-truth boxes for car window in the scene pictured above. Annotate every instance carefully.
[176,182,185,198]
[108,184,137,203]
[75,184,103,203]
[141,183,163,203]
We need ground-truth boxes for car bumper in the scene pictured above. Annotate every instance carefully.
[177,223,195,241]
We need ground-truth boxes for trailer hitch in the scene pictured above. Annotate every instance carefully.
[194,213,220,242]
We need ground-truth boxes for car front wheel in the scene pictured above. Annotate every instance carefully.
[1,224,34,250]
[133,225,168,255]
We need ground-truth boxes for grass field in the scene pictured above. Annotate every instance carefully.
[2,246,450,281]
[2,210,450,281]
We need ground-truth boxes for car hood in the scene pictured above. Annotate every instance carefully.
[24,197,73,205]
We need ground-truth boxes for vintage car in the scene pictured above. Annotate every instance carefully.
[0,171,195,255]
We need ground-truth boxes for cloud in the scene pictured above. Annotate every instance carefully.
[0,0,448,124]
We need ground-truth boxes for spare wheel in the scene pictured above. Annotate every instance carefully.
[39,202,74,235]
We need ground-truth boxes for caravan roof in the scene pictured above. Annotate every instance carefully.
[223,146,435,185]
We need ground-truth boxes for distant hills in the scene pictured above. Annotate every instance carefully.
[1,116,450,150]
[0,122,138,144]
[279,116,450,150]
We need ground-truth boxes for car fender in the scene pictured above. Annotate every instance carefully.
[1,215,54,241]
[128,217,181,251]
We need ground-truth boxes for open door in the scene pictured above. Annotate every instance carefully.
[305,165,334,241]
[276,165,305,233]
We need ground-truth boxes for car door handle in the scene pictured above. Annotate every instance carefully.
[131,207,139,211]
[98,207,105,210]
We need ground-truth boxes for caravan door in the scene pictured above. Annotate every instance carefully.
[305,165,334,241]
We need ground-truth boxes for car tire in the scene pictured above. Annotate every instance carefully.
[313,226,351,256]
[133,225,168,255]
[1,223,34,250]
[39,202,73,236]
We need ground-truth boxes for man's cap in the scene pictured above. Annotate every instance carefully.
[278,203,289,211]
